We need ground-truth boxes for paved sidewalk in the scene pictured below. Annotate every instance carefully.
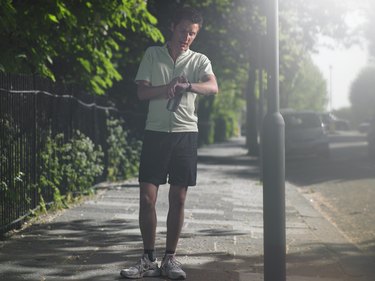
[0,137,374,281]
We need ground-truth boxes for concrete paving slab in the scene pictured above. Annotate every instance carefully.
[0,137,373,281]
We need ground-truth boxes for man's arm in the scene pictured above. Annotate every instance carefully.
[190,74,218,96]
[136,77,185,101]
[136,74,218,101]
[136,81,166,101]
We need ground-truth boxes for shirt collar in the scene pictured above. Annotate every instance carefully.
[164,43,191,60]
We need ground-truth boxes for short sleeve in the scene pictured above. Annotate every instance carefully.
[135,47,153,84]
[198,55,214,81]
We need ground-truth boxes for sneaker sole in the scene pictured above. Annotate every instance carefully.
[161,270,186,280]
[120,269,161,279]
[144,269,161,277]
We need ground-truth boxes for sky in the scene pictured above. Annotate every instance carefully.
[311,43,368,111]
[310,1,370,111]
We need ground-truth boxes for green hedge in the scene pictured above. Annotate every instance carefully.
[106,116,142,181]
[39,131,104,210]
[38,116,142,211]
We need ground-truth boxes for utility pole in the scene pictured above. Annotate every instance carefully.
[329,65,333,112]
[262,0,286,280]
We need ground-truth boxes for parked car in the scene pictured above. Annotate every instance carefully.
[319,112,350,132]
[282,110,330,158]
[367,119,375,159]
[359,120,371,134]
[335,119,350,131]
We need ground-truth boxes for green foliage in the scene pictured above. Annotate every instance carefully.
[0,116,13,193]
[176,0,257,144]
[39,130,104,209]
[0,170,27,209]
[2,110,140,217]
[192,0,262,83]
[281,56,327,111]
[1,0,354,146]
[197,95,216,145]
[349,64,375,125]
[278,0,352,112]
[39,133,65,209]
[161,0,350,144]
[0,0,164,95]
[213,113,237,142]
[63,131,104,193]
[212,80,246,142]
[106,116,142,181]
[0,115,31,208]
[197,79,245,144]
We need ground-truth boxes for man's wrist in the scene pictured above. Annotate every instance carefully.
[187,81,192,92]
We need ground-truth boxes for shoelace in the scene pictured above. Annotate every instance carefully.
[166,257,182,269]
[133,257,148,271]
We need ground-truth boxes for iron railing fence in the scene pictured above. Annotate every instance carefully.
[0,73,144,235]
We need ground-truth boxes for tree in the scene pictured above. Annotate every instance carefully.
[143,0,261,146]
[349,65,375,125]
[141,0,352,147]
[278,0,352,111]
[0,0,163,95]
[0,0,353,144]
[285,56,327,111]
[164,0,265,150]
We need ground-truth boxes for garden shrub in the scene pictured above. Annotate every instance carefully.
[106,116,142,181]
[39,130,104,209]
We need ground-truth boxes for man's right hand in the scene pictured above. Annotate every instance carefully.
[166,76,189,99]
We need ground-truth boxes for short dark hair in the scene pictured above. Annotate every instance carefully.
[172,7,203,29]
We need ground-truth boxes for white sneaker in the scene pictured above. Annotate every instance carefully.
[120,254,160,279]
[161,254,186,280]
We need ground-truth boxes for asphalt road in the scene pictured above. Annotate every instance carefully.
[285,131,375,256]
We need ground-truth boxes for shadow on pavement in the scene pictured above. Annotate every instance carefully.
[3,214,374,280]
[1,137,374,281]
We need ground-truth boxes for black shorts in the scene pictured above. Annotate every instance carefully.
[138,131,198,187]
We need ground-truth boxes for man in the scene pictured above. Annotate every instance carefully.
[120,7,218,280]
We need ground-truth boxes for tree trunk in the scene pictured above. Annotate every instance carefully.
[246,66,259,156]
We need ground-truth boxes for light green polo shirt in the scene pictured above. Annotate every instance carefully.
[135,45,214,132]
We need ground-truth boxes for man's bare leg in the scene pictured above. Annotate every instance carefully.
[139,182,159,252]
[166,185,188,253]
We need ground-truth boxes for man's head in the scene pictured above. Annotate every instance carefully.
[172,7,203,30]
[170,7,203,54]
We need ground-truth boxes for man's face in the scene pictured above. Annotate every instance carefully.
[170,19,200,53]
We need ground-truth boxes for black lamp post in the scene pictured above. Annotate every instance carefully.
[262,0,286,280]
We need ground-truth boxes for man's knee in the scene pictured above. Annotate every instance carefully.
[140,182,158,209]
[169,185,188,208]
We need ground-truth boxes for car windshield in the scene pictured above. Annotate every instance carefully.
[284,113,321,129]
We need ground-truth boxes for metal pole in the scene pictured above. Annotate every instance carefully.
[329,65,333,112]
[262,0,286,280]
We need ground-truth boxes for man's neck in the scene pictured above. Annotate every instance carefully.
[167,42,184,62]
